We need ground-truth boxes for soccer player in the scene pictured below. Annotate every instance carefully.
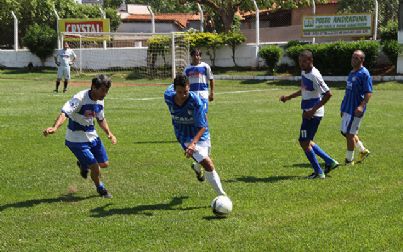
[164,74,226,196]
[280,50,339,179]
[183,48,215,175]
[340,50,373,165]
[43,74,116,198]
[54,42,76,93]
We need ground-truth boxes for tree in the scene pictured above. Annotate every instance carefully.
[222,31,246,67]
[337,0,398,28]
[22,24,57,66]
[126,0,196,13]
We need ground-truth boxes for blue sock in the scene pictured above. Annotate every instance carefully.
[312,144,334,164]
[305,148,323,174]
[96,182,105,190]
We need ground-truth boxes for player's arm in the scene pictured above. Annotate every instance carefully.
[280,90,301,103]
[303,90,332,119]
[185,127,206,158]
[355,92,372,117]
[97,118,117,144]
[54,55,60,66]
[209,79,215,102]
[43,112,67,136]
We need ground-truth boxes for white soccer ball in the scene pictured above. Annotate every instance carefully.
[211,195,233,217]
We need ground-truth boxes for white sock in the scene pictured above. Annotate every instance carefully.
[205,170,226,196]
[346,150,354,161]
[355,140,366,152]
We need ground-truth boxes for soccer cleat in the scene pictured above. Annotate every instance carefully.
[324,160,340,174]
[97,187,113,198]
[344,159,355,166]
[63,89,67,93]
[191,163,205,182]
[357,149,370,163]
[306,172,325,179]
[76,161,88,179]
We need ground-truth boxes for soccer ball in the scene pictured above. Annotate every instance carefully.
[211,195,233,217]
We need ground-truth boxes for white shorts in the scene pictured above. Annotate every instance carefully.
[341,112,363,135]
[57,66,71,80]
[184,140,211,163]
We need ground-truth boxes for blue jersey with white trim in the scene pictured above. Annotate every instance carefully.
[164,85,209,146]
[300,67,330,117]
[183,62,213,101]
[340,66,373,115]
[61,89,104,143]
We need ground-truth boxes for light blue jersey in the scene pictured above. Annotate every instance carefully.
[340,66,373,115]
[164,85,209,147]
[183,62,213,101]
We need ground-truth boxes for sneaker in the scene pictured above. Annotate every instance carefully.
[76,161,88,179]
[307,172,325,179]
[63,89,67,93]
[97,187,113,198]
[324,160,340,174]
[191,163,205,182]
[357,149,370,163]
[345,159,355,166]
[53,89,58,93]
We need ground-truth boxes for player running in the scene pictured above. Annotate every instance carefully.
[340,50,373,165]
[54,42,76,93]
[280,50,339,179]
[43,74,116,198]
[164,74,226,196]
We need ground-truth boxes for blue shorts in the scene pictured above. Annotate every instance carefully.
[299,116,322,142]
[201,98,209,113]
[65,138,108,168]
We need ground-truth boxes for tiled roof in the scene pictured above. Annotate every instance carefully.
[123,13,201,28]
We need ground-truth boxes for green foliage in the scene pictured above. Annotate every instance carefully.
[379,20,398,42]
[127,0,196,13]
[285,40,310,49]
[222,31,246,66]
[147,35,171,70]
[103,0,123,9]
[258,45,283,74]
[22,24,57,65]
[185,31,224,67]
[382,40,400,64]
[286,41,380,75]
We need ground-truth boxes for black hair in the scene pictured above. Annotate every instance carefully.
[92,74,112,89]
[299,49,313,59]
[173,74,188,90]
[190,48,202,57]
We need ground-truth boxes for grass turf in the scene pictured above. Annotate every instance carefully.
[0,73,402,251]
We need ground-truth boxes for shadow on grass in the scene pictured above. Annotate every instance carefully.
[225,175,300,184]
[0,193,97,212]
[133,140,177,144]
[283,163,312,169]
[203,215,229,221]
[90,196,207,217]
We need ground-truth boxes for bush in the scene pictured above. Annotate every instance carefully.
[285,40,310,49]
[222,32,246,67]
[258,45,283,74]
[22,24,57,66]
[379,20,398,42]
[286,41,380,75]
[382,40,400,64]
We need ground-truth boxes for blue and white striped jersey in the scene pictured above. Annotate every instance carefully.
[183,62,213,101]
[340,66,373,115]
[164,85,209,147]
[300,67,330,117]
[61,89,104,143]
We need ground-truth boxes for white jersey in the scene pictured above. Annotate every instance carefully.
[300,67,330,117]
[61,89,104,143]
[183,62,213,101]
[56,48,76,67]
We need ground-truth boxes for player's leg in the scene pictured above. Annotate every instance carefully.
[90,138,112,198]
[191,141,226,195]
[63,67,70,93]
[299,117,325,178]
[55,67,64,92]
[354,135,370,163]
[341,113,362,165]
[311,142,339,174]
[191,99,209,177]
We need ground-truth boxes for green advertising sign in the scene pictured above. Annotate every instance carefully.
[303,14,373,37]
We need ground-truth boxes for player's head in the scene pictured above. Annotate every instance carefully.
[91,74,111,100]
[63,42,69,50]
[190,48,202,64]
[173,74,190,101]
[298,50,313,71]
[351,50,365,69]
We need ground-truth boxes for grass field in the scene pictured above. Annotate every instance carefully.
[0,70,403,251]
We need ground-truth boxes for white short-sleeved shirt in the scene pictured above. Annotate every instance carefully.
[61,89,104,143]
[56,48,76,67]
[183,62,213,101]
[300,67,330,117]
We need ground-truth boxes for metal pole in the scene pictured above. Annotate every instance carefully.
[11,11,18,51]
[79,35,82,74]
[147,6,155,33]
[252,0,260,68]
[171,32,176,79]
[197,3,204,32]
[53,7,61,49]
[99,7,107,49]
[312,0,316,44]
[373,0,378,40]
